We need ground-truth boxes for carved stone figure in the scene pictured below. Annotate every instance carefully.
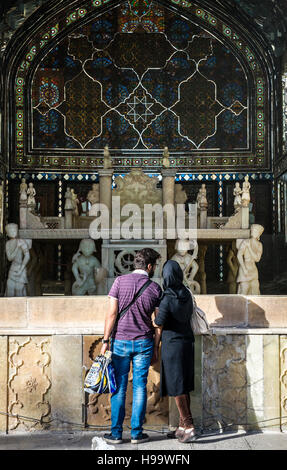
[103,145,113,169]
[196,184,208,211]
[72,239,106,295]
[64,187,74,210]
[27,182,36,207]
[226,240,239,294]
[241,175,251,208]
[71,188,79,216]
[236,224,264,295]
[5,223,31,297]
[19,178,28,201]
[87,183,100,206]
[162,146,170,168]
[233,182,242,212]
[171,238,201,294]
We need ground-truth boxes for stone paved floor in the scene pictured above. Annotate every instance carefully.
[0,430,286,451]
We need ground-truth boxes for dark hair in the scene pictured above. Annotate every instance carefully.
[134,248,161,270]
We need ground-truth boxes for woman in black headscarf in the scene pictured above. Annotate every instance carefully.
[154,259,196,443]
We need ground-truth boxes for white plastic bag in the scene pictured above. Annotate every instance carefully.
[91,436,115,450]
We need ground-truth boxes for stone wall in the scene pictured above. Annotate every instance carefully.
[186,334,284,432]
[0,295,287,433]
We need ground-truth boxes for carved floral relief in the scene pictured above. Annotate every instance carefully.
[8,336,51,431]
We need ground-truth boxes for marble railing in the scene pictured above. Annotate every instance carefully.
[0,295,286,333]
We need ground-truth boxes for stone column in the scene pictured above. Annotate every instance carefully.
[161,168,176,206]
[99,169,114,210]
[161,169,176,237]
[98,169,114,236]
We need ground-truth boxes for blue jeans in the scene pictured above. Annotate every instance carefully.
[110,338,154,439]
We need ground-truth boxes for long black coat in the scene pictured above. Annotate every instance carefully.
[155,289,195,397]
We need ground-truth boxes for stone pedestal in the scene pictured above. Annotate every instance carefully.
[19,202,27,229]
[241,206,249,229]
[64,208,73,229]
[199,209,207,229]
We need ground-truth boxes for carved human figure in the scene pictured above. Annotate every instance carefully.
[19,178,28,202]
[162,146,170,168]
[71,188,79,216]
[236,224,264,295]
[27,182,36,207]
[103,145,113,169]
[241,175,251,208]
[87,183,100,206]
[196,184,208,211]
[233,182,242,212]
[5,223,31,297]
[64,187,74,210]
[171,239,201,294]
[226,240,239,294]
[72,239,106,295]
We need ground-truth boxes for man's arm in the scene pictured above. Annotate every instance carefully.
[100,297,118,355]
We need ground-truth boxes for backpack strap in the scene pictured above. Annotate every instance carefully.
[118,279,152,321]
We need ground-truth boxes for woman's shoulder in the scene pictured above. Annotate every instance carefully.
[159,292,175,307]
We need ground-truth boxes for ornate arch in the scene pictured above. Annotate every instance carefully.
[2,0,275,172]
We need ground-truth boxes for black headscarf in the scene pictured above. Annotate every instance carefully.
[162,260,191,302]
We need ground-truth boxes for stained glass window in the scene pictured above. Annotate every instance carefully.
[12,0,269,170]
[32,3,248,153]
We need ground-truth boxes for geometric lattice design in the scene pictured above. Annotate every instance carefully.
[31,2,248,152]
[13,0,269,170]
